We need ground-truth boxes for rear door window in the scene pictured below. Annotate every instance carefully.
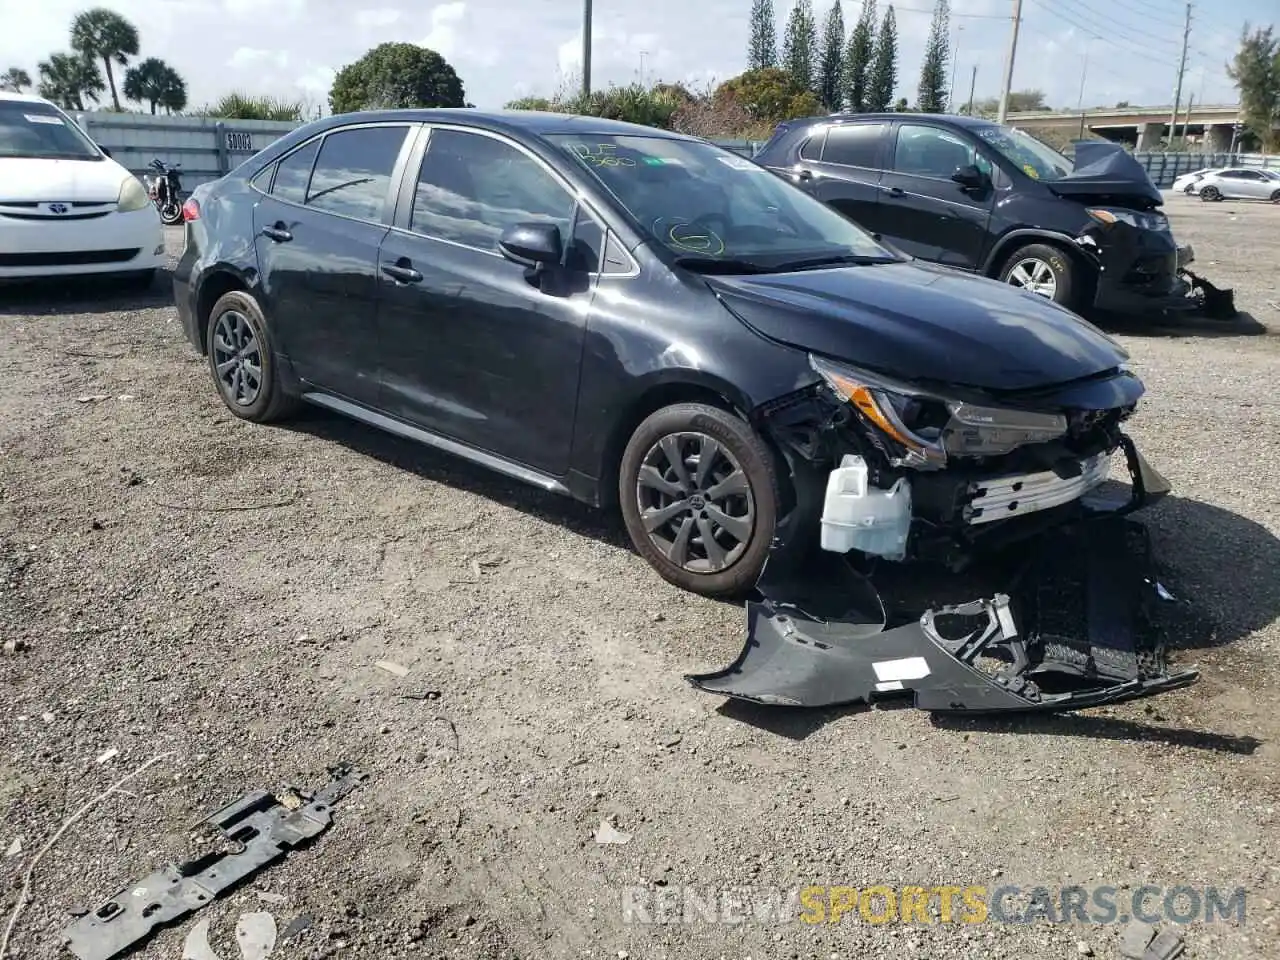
[269,139,320,204]
[304,125,410,221]
[822,123,886,169]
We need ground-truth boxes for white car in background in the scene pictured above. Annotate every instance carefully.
[1194,167,1280,203]
[0,91,164,287]
[1171,167,1219,194]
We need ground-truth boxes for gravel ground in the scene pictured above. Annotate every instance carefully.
[2,196,1279,960]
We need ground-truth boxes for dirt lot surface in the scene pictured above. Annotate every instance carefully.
[2,195,1279,960]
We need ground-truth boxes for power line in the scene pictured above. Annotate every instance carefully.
[1025,0,1181,69]
[1067,0,1184,50]
[891,6,1014,18]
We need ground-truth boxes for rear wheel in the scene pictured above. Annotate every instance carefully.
[160,200,182,224]
[618,403,780,599]
[997,243,1078,309]
[205,290,300,423]
[1200,185,1222,201]
[1270,189,1280,204]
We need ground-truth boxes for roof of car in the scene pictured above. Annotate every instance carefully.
[0,91,55,105]
[794,111,1002,129]
[315,108,699,141]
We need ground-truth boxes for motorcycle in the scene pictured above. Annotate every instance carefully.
[143,158,184,225]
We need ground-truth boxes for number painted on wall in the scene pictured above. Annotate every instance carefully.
[225,131,254,152]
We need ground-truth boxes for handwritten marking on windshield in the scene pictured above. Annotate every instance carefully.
[567,143,636,167]
[666,223,725,255]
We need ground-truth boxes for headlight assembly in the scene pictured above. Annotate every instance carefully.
[809,355,1069,467]
[117,175,151,213]
[1086,207,1169,232]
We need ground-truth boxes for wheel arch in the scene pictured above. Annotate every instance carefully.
[594,372,759,511]
[982,228,1097,280]
[193,266,259,355]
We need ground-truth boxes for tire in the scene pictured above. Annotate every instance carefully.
[160,201,182,225]
[618,402,780,599]
[997,242,1077,309]
[204,289,300,423]
[1270,189,1280,204]
[1200,185,1221,202]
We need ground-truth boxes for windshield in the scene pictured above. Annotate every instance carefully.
[546,134,896,269]
[972,125,1073,182]
[0,100,103,161]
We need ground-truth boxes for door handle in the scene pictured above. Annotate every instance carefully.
[883,186,905,198]
[260,223,292,242]
[795,169,813,181]
[381,262,423,284]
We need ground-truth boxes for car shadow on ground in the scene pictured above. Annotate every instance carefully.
[1088,308,1270,339]
[0,271,174,318]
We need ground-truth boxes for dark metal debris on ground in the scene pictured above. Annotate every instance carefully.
[61,763,365,960]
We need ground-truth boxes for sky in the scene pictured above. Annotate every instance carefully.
[0,0,1266,116]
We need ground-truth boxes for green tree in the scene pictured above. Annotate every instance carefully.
[973,89,1047,116]
[123,57,186,114]
[748,0,779,71]
[714,66,821,123]
[782,0,817,93]
[36,52,104,111]
[1227,24,1280,152]
[329,42,465,114]
[843,0,876,112]
[916,0,949,112]
[866,6,897,111]
[1,67,31,93]
[196,93,304,121]
[817,1,845,110]
[70,8,140,112]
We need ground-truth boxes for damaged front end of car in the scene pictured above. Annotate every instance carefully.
[687,356,1199,713]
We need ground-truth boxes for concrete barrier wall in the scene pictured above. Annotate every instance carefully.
[71,112,303,190]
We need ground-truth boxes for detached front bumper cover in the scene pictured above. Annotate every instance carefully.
[689,445,1198,714]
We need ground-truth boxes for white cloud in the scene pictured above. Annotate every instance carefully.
[226,47,290,71]
[356,8,402,28]
[296,65,336,97]
[223,0,306,19]
[420,1,466,60]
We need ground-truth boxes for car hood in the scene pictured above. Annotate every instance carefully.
[1047,142,1163,206]
[706,260,1128,392]
[0,156,129,203]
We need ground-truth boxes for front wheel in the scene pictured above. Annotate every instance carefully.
[160,200,182,224]
[997,243,1078,308]
[618,403,780,599]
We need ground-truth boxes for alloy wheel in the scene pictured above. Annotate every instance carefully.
[211,309,263,406]
[1006,257,1058,299]
[635,431,755,574]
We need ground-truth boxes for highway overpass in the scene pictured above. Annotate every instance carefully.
[1004,104,1249,150]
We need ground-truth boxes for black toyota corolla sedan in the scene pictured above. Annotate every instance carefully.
[174,109,1164,600]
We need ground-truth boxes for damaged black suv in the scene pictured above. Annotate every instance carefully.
[175,110,1170,607]
[753,113,1196,316]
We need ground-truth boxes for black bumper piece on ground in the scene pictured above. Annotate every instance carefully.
[688,446,1198,714]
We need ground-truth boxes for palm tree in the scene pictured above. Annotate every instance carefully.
[70,8,140,112]
[1,67,32,93]
[124,57,187,114]
[36,52,105,111]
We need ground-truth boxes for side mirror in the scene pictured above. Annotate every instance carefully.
[951,164,986,189]
[499,222,562,270]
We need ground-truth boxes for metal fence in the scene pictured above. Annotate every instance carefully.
[1130,152,1279,188]
[71,112,301,190]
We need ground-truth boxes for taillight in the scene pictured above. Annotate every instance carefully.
[181,198,200,221]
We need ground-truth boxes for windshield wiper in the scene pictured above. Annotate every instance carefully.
[673,256,768,274]
[772,253,898,271]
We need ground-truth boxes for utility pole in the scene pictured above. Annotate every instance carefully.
[581,0,593,96]
[1180,94,1194,146]
[639,50,648,86]
[966,64,977,116]
[1076,47,1088,139]
[997,0,1023,124]
[948,24,965,111]
[1167,1,1191,147]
